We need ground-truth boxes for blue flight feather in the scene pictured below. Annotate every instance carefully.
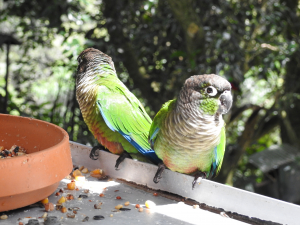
[149,127,160,148]
[210,146,218,177]
[97,102,161,164]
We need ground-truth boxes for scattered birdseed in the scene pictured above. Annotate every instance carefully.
[81,167,89,173]
[116,196,121,200]
[138,207,144,212]
[72,169,82,177]
[115,204,123,210]
[193,205,199,209]
[91,169,102,175]
[41,198,49,204]
[67,181,76,190]
[124,201,130,206]
[56,204,63,211]
[44,203,54,212]
[79,166,85,171]
[0,145,27,159]
[61,207,67,213]
[57,196,66,204]
[0,215,8,220]
[145,200,156,209]
[66,194,74,200]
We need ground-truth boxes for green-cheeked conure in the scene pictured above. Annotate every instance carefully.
[149,74,232,189]
[76,48,161,169]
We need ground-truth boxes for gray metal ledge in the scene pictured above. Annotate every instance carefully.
[70,141,300,225]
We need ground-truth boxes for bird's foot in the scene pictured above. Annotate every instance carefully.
[153,162,167,184]
[89,144,105,160]
[115,151,131,170]
[192,171,207,190]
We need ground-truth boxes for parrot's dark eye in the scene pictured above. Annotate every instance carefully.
[205,86,218,96]
[207,87,213,93]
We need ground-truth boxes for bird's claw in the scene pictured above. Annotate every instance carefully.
[192,171,206,190]
[115,152,131,170]
[89,145,104,160]
[153,163,166,184]
[153,177,161,184]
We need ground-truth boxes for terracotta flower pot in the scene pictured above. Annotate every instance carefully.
[0,114,72,212]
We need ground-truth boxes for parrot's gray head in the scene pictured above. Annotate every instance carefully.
[178,74,232,115]
[76,48,116,78]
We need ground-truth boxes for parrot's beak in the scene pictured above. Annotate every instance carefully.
[218,90,232,114]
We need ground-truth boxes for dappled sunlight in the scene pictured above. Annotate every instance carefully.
[60,178,120,193]
[151,202,243,225]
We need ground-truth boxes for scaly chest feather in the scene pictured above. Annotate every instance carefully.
[155,106,223,174]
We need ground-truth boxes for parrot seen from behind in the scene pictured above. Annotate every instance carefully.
[149,74,232,189]
[76,48,160,168]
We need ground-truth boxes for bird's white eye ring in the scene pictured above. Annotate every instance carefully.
[205,86,218,96]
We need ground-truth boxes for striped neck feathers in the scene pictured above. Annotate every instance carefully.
[175,94,222,128]
[77,55,118,93]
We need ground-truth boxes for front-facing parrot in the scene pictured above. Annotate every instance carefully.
[149,74,232,189]
[76,48,160,168]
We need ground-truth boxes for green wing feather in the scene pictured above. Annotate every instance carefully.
[149,99,176,148]
[96,76,152,153]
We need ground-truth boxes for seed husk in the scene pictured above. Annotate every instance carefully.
[93,215,105,220]
[66,213,75,218]
[119,208,131,211]
[98,175,109,180]
[94,202,103,209]
[79,194,88,198]
[56,204,63,211]
[68,207,80,211]
[82,216,89,222]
